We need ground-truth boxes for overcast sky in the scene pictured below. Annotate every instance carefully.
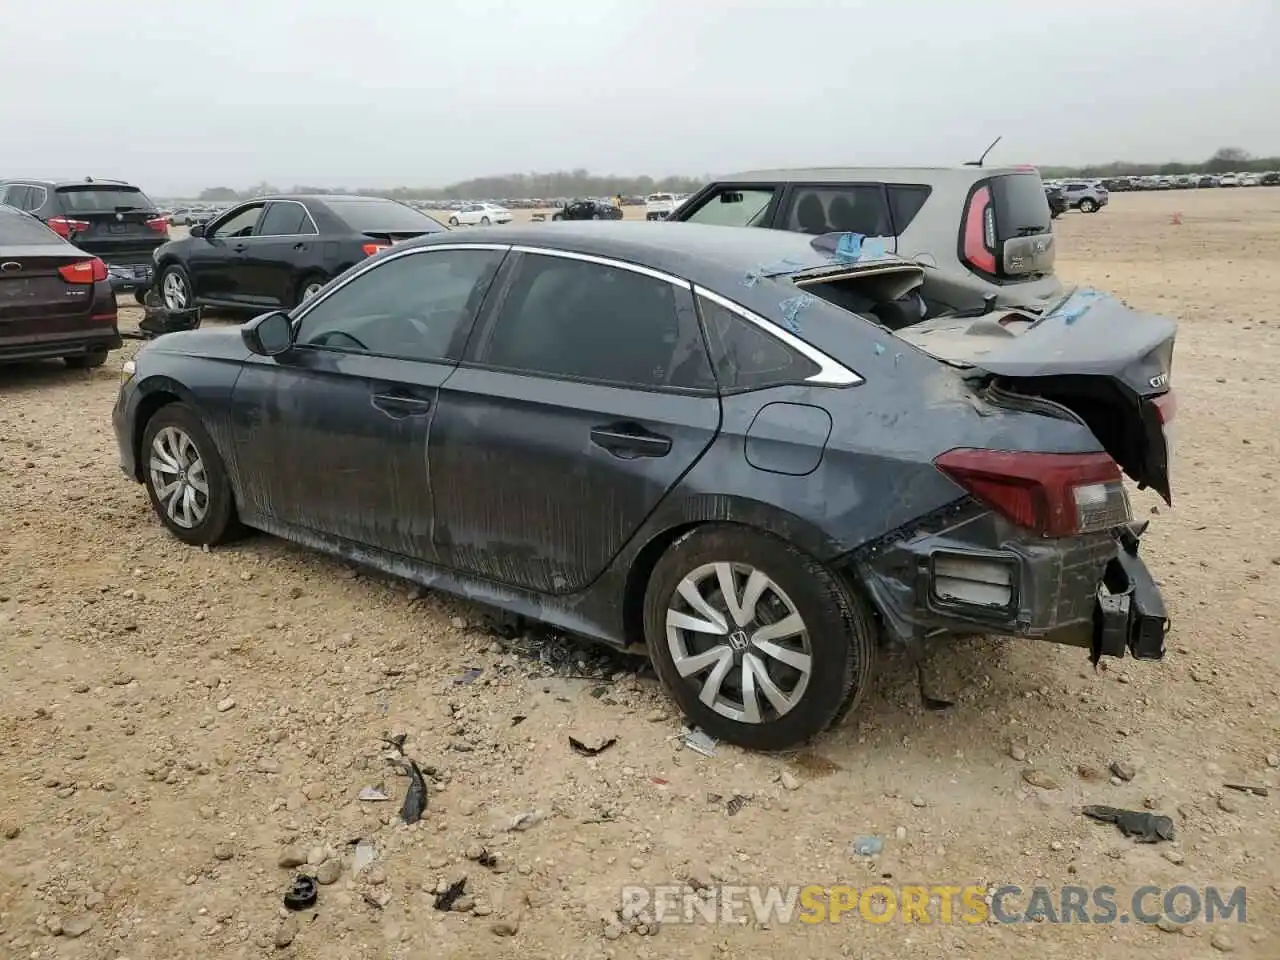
[4,0,1277,195]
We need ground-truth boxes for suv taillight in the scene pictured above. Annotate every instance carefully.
[934,448,1131,537]
[48,216,90,239]
[145,216,169,235]
[362,242,390,257]
[58,258,109,284]
[961,185,996,274]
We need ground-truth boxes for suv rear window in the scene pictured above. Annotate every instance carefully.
[326,199,445,232]
[56,185,155,213]
[989,173,1051,239]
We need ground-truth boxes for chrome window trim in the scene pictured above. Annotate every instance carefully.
[509,245,690,288]
[291,243,513,322]
[693,285,863,387]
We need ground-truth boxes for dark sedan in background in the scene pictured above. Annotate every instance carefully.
[0,204,120,367]
[150,194,447,313]
[552,199,624,221]
[113,222,1175,749]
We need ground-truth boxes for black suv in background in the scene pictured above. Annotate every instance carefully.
[0,178,168,296]
[552,199,624,221]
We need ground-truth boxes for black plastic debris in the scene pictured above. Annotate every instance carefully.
[283,875,318,911]
[483,621,645,681]
[726,794,750,817]
[434,877,467,911]
[1224,783,1270,797]
[1082,804,1175,842]
[475,848,499,868]
[569,736,617,757]
[380,734,428,824]
[510,715,527,727]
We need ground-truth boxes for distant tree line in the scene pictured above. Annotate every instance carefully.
[196,169,706,203]
[191,148,1279,202]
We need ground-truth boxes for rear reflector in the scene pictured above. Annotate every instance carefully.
[48,216,91,239]
[362,242,390,257]
[934,448,1130,537]
[961,186,996,274]
[58,258,109,284]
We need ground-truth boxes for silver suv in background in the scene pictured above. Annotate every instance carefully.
[667,166,1062,314]
[1061,180,1109,213]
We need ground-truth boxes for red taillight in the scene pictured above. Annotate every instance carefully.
[934,448,1129,538]
[962,185,997,274]
[362,242,390,257]
[146,217,169,235]
[48,216,91,239]
[57,258,109,284]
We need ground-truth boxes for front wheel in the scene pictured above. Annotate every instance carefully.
[158,264,193,311]
[141,402,240,547]
[296,275,327,306]
[480,216,490,226]
[1079,198,1098,213]
[448,216,459,226]
[643,524,877,750]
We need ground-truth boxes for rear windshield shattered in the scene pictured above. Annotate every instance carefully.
[990,174,1051,238]
[327,199,444,233]
[56,186,156,213]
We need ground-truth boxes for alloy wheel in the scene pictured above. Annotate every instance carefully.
[161,271,188,310]
[148,425,209,529]
[665,561,812,724]
[302,281,325,301]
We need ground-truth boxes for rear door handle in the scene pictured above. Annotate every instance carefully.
[371,392,433,417]
[293,242,306,250]
[590,424,672,459]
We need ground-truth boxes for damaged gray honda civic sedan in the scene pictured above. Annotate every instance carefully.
[112,222,1176,750]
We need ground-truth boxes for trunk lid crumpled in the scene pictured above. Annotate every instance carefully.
[795,257,1177,503]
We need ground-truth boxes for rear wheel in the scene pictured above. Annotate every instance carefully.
[480,216,491,226]
[141,402,239,547]
[643,524,876,751]
[1079,198,1098,213]
[159,264,193,311]
[295,275,327,306]
[448,216,459,226]
[65,351,107,370]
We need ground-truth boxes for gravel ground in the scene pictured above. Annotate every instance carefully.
[1,188,1278,959]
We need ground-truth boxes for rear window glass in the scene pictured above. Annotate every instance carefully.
[990,174,1051,238]
[326,199,445,232]
[887,185,931,232]
[56,186,155,213]
[0,210,60,245]
[784,186,891,237]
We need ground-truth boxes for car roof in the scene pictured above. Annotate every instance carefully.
[1,178,140,188]
[712,166,1032,185]
[410,221,849,284]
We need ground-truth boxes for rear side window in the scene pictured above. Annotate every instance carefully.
[56,186,154,213]
[325,199,444,233]
[479,254,713,390]
[0,210,60,245]
[989,174,1052,237]
[887,185,931,232]
[697,296,818,392]
[784,186,890,236]
[257,202,317,237]
[682,188,775,227]
[3,185,41,212]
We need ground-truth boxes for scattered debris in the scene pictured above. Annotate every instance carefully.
[777,294,817,332]
[434,877,468,911]
[725,794,750,816]
[1082,805,1175,842]
[1223,782,1269,797]
[850,836,884,857]
[484,623,639,680]
[779,771,801,791]
[1022,768,1061,790]
[353,840,377,875]
[679,727,717,757]
[511,715,527,727]
[358,785,390,802]
[453,667,483,685]
[508,809,546,831]
[283,875,318,911]
[1109,759,1139,782]
[380,733,428,824]
[569,735,617,757]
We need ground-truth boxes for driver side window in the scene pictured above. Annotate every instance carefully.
[294,248,506,363]
[212,203,265,239]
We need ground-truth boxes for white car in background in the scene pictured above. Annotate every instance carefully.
[645,193,679,221]
[1219,174,1240,188]
[448,202,512,226]
[1239,173,1260,187]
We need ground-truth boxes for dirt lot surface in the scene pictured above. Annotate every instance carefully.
[2,189,1278,959]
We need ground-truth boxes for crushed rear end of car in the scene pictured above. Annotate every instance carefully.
[795,259,1175,666]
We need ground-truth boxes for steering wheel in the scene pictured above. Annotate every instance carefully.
[312,330,368,351]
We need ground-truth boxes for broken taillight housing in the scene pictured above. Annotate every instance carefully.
[934,448,1131,537]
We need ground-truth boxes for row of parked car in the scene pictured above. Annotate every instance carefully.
[1086,172,1280,191]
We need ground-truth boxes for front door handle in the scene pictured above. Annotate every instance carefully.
[293,242,306,250]
[590,423,672,459]
[371,392,433,417]
[232,244,248,253]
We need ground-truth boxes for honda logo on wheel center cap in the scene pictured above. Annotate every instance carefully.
[728,630,749,652]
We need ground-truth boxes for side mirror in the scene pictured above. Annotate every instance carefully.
[241,310,294,357]
[190,223,206,238]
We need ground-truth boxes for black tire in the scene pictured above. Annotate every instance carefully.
[643,524,877,751]
[65,351,107,369]
[448,216,459,226]
[134,287,150,305]
[157,263,193,311]
[1079,198,1098,213]
[591,213,601,220]
[480,216,490,226]
[140,402,240,547]
[294,274,328,307]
